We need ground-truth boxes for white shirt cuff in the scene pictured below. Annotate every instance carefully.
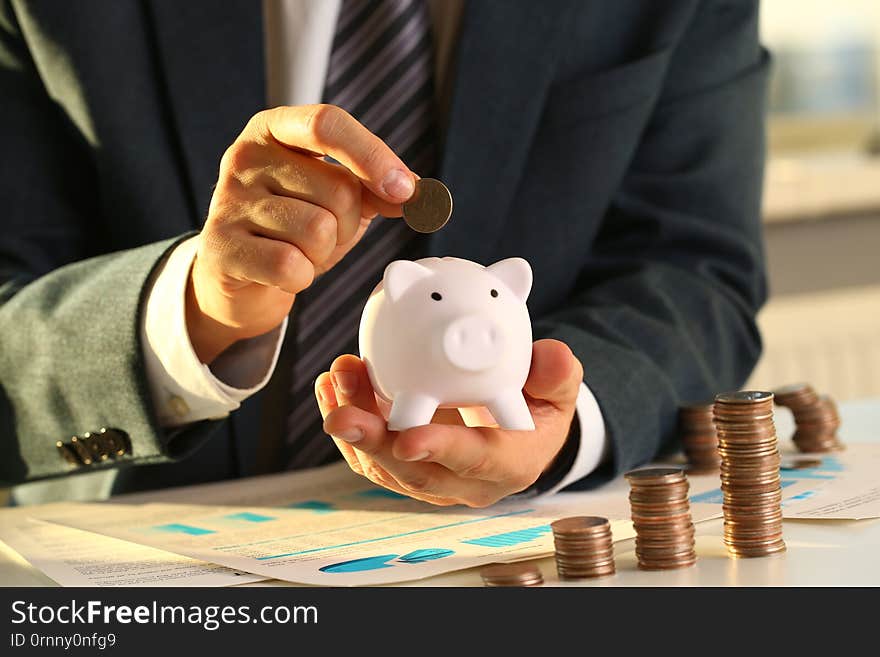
[140,235,287,428]
[540,381,609,495]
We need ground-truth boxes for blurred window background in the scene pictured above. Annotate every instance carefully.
[748,1,880,401]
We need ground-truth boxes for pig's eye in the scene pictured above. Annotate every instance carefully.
[490,289,499,298]
[431,292,442,301]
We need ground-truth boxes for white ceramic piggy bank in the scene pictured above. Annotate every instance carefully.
[359,256,535,432]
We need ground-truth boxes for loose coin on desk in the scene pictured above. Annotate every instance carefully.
[781,457,823,470]
[480,562,544,587]
[402,177,453,233]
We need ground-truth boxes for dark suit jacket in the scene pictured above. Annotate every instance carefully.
[0,0,769,498]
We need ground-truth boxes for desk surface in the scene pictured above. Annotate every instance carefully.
[3,399,879,587]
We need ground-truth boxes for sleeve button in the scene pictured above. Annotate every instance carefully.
[99,428,131,456]
[69,436,93,465]
[168,395,190,418]
[56,441,80,466]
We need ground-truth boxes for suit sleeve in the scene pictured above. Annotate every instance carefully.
[0,1,222,485]
[532,0,770,488]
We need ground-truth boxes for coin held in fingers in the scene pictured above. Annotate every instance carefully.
[402,178,453,233]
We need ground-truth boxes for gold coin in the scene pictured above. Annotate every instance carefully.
[402,178,453,233]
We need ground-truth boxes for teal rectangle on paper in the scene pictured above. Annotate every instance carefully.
[224,512,276,523]
[153,523,215,536]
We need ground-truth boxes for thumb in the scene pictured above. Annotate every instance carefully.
[523,339,583,409]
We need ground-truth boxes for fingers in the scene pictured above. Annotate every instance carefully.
[361,186,404,220]
[523,339,584,410]
[321,356,471,504]
[206,231,314,294]
[322,403,463,505]
[258,104,416,204]
[243,196,338,265]
[323,355,404,483]
[313,342,582,507]
[328,354,383,415]
[392,423,492,472]
[323,403,388,450]
[207,105,411,301]
[315,372,366,476]
[258,154,367,244]
[392,423,539,492]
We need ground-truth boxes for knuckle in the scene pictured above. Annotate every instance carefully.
[308,104,348,146]
[304,206,338,249]
[359,138,385,171]
[245,108,270,132]
[270,243,298,276]
[362,463,391,487]
[270,244,312,290]
[330,172,360,216]
[275,160,308,192]
[220,139,262,174]
[253,196,283,225]
[460,456,492,480]
[206,196,243,227]
[513,468,540,492]
[399,473,433,494]
[463,492,498,509]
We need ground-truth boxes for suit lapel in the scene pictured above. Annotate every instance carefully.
[145,0,265,224]
[431,1,573,264]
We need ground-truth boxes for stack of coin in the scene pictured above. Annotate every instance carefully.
[678,402,721,473]
[480,562,544,587]
[550,516,615,579]
[625,468,697,570]
[774,383,842,452]
[714,391,786,558]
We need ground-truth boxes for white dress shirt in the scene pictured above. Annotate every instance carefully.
[140,0,608,494]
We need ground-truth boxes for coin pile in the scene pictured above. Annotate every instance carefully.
[678,402,721,473]
[480,562,544,587]
[550,516,615,579]
[625,468,697,570]
[714,391,786,558]
[773,383,842,452]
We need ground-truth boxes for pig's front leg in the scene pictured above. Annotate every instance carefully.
[487,391,536,431]
[388,392,440,431]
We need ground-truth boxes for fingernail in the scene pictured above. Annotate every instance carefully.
[333,428,363,443]
[316,386,331,405]
[403,450,431,462]
[381,169,414,200]
[332,371,358,397]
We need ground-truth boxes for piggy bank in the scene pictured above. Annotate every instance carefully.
[358,256,535,431]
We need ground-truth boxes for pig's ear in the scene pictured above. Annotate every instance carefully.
[383,260,433,302]
[487,258,532,302]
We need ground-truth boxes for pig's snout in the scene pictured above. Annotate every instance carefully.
[441,315,505,372]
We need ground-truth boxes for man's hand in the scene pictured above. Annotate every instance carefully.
[314,339,584,508]
[186,104,417,363]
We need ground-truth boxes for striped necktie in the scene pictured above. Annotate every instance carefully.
[284,0,436,468]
